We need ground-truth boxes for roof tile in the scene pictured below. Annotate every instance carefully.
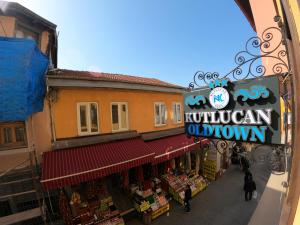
[48,69,184,89]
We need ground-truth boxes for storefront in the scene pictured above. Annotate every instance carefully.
[41,134,214,223]
[41,138,155,225]
[146,134,209,205]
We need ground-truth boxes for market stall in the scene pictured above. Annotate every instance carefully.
[203,159,217,181]
[162,173,207,205]
[130,178,169,223]
[59,179,125,225]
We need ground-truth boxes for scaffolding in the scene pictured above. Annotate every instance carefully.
[0,120,47,225]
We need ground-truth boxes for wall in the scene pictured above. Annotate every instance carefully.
[0,152,31,172]
[52,88,184,139]
[0,15,49,54]
[283,2,300,225]
[40,31,49,54]
[0,16,15,37]
[32,101,52,162]
[286,0,300,41]
[249,0,288,75]
[245,1,300,225]
[0,100,52,172]
[0,15,52,171]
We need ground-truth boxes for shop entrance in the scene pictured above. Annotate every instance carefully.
[106,174,133,212]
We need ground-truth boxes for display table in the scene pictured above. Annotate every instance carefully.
[70,197,125,225]
[131,179,169,222]
[162,173,207,205]
[151,202,169,220]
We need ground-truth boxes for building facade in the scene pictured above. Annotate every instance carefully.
[235,0,300,225]
[0,1,56,170]
[41,69,194,189]
[0,1,57,224]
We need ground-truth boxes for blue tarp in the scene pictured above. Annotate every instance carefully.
[0,37,49,122]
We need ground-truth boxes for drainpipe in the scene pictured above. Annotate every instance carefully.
[47,85,56,143]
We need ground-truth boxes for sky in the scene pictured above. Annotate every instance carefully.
[11,0,256,87]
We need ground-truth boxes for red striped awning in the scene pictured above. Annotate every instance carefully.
[41,138,154,190]
[147,134,209,164]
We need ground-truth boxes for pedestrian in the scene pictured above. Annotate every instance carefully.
[244,176,256,201]
[184,185,192,212]
[240,156,250,172]
[244,169,252,183]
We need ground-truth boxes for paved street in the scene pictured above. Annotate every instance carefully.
[127,146,272,225]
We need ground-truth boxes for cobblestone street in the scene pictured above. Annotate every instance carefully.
[127,146,272,225]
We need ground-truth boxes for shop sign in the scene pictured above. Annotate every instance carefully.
[184,76,281,144]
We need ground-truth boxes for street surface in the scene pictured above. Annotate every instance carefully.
[127,146,272,225]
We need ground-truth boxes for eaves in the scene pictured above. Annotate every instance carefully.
[46,76,186,94]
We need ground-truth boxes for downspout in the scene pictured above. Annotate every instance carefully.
[47,84,56,143]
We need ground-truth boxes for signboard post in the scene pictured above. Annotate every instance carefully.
[184,76,281,145]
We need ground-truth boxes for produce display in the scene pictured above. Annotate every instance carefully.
[60,180,125,225]
[162,173,207,204]
[59,192,73,225]
[131,178,169,221]
[203,160,217,181]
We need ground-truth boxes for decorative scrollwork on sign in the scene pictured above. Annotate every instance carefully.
[213,140,229,155]
[189,27,289,89]
[201,139,229,155]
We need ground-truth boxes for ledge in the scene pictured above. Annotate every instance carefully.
[52,130,140,150]
[141,127,185,141]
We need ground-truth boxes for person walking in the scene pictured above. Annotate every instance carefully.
[244,176,256,201]
[244,169,252,183]
[240,156,250,172]
[184,185,192,212]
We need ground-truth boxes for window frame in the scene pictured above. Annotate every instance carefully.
[110,102,129,132]
[77,102,100,136]
[172,102,182,124]
[0,122,27,150]
[154,102,167,127]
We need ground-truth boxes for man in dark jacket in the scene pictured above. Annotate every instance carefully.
[184,185,192,212]
[244,177,256,201]
[244,169,253,183]
[240,156,250,172]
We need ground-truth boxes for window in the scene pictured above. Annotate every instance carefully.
[15,23,40,44]
[111,102,128,131]
[173,103,182,123]
[154,103,167,126]
[0,122,27,150]
[77,102,99,135]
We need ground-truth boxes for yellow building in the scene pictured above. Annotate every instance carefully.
[48,70,185,140]
[41,69,195,190]
[235,1,300,225]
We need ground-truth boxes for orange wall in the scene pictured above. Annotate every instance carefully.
[40,31,50,54]
[0,16,15,37]
[53,88,184,139]
[249,0,288,75]
[32,101,52,160]
[0,15,49,54]
[0,152,31,172]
